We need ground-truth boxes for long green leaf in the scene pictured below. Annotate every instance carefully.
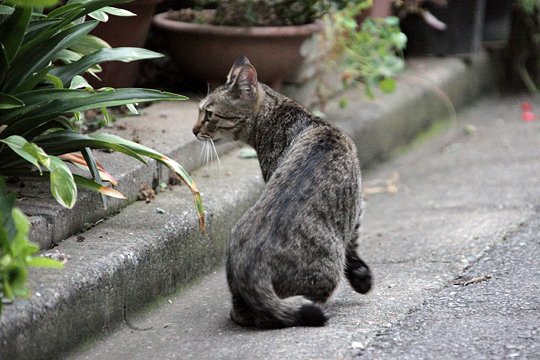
[44,73,64,89]
[51,48,164,86]
[88,9,109,22]
[23,116,73,141]
[68,34,110,55]
[0,93,24,109]
[91,133,205,232]
[12,66,52,94]
[0,135,50,173]
[0,5,31,62]
[14,5,82,57]
[26,256,64,268]
[0,130,145,168]
[34,130,147,163]
[26,18,63,35]
[91,132,195,185]
[55,49,82,64]
[2,88,186,130]
[28,0,131,51]
[0,5,15,15]
[45,2,81,18]
[69,75,91,89]
[71,0,132,15]
[81,146,107,206]
[48,156,77,208]
[0,44,9,85]
[5,0,61,7]
[73,174,126,199]
[101,6,135,17]
[4,21,98,92]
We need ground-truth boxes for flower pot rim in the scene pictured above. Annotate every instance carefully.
[152,11,325,37]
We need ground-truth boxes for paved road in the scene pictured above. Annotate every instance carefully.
[70,95,540,359]
[359,215,540,359]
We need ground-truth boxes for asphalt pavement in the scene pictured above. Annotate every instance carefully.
[69,94,540,360]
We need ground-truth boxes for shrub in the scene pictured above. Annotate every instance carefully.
[0,176,63,316]
[0,0,204,230]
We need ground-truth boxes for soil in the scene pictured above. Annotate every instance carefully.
[165,8,215,24]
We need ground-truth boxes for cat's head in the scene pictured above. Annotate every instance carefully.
[193,55,260,143]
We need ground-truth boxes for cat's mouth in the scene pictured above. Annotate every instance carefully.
[197,133,220,143]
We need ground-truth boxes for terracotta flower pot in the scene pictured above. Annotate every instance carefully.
[152,11,324,89]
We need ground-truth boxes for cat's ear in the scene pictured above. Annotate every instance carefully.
[229,64,258,100]
[226,55,252,84]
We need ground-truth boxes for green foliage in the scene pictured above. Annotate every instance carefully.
[199,0,366,26]
[4,0,59,8]
[325,3,407,98]
[0,0,205,231]
[193,1,405,99]
[0,176,63,315]
[519,0,540,13]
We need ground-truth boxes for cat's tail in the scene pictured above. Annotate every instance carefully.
[238,275,328,328]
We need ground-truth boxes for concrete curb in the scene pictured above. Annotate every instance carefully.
[1,52,500,359]
[16,102,236,250]
[2,151,265,359]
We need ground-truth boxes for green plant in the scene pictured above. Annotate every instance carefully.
[211,0,331,26]
[186,1,405,100]
[191,0,364,26]
[323,1,407,99]
[0,0,204,231]
[0,176,63,315]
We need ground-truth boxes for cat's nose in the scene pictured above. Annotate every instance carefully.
[192,127,200,136]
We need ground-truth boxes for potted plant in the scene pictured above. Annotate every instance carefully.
[321,1,407,100]
[0,0,205,231]
[397,0,487,56]
[151,0,350,88]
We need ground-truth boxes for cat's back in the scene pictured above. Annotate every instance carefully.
[283,116,360,183]
[255,118,361,235]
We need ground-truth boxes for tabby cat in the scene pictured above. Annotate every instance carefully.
[193,56,372,328]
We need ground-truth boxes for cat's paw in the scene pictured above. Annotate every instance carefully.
[230,308,256,327]
[347,266,372,294]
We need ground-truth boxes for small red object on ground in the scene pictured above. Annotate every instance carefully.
[521,102,536,122]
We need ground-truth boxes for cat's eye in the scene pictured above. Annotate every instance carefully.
[204,110,213,122]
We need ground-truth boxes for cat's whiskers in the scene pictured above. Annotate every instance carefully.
[209,139,222,181]
[198,139,222,181]
[199,140,207,163]
[205,140,211,169]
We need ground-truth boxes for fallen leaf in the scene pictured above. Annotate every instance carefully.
[364,172,400,196]
[138,183,155,203]
[453,274,493,286]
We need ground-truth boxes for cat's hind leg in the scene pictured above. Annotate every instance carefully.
[227,259,256,326]
[345,249,372,294]
[230,293,256,327]
[345,223,372,294]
